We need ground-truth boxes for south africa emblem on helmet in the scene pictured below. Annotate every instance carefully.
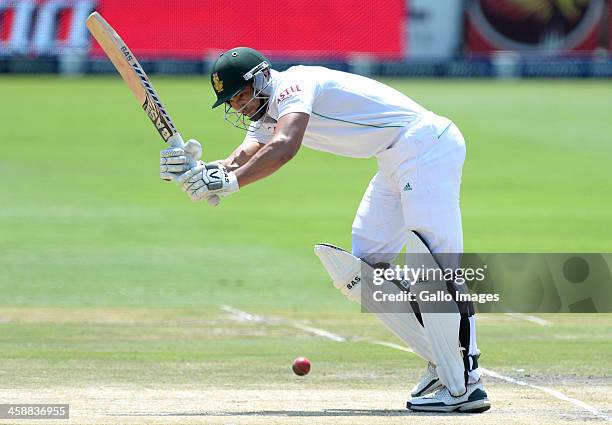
[212,73,224,92]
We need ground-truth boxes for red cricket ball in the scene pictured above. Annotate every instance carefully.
[292,357,311,376]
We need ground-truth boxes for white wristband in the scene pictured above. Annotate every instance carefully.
[227,171,240,193]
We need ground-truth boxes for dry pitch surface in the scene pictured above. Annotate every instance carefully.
[2,384,609,425]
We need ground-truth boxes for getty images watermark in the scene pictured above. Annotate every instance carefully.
[371,262,495,304]
[361,253,612,314]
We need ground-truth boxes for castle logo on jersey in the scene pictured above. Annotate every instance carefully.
[277,85,302,104]
[212,73,224,92]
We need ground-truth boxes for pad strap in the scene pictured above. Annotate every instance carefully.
[469,353,480,371]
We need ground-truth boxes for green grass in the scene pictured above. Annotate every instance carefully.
[0,77,610,390]
[0,309,609,388]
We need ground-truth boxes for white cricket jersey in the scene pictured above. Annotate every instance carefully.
[245,66,430,158]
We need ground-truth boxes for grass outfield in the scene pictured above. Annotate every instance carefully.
[0,76,611,423]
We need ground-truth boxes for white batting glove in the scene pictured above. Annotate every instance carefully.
[159,139,202,182]
[160,139,221,207]
[178,163,239,202]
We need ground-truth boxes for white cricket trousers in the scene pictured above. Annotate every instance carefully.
[352,111,465,262]
[351,111,481,384]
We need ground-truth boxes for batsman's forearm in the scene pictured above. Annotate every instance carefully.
[221,140,265,172]
[234,140,297,187]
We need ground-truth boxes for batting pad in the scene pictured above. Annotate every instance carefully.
[314,243,434,363]
[315,237,469,396]
[402,233,468,396]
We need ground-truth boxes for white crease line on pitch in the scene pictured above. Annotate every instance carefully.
[504,313,553,327]
[220,305,266,323]
[221,305,610,422]
[220,305,346,342]
[291,322,347,342]
[481,368,611,421]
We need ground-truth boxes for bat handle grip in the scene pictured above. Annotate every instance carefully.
[168,133,221,207]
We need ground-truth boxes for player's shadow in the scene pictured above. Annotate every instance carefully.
[116,409,461,417]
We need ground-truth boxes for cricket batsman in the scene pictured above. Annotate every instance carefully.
[159,47,490,413]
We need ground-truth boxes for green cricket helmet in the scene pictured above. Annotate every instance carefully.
[210,47,271,108]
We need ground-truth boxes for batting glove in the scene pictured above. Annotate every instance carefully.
[160,139,202,182]
[178,163,239,202]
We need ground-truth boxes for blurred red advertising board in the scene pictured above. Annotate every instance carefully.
[0,0,405,58]
[91,0,406,59]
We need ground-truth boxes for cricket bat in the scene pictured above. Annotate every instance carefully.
[86,12,220,205]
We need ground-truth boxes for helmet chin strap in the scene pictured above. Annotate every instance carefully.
[223,64,273,132]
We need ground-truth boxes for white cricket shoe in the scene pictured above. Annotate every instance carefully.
[411,362,443,397]
[407,381,491,413]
